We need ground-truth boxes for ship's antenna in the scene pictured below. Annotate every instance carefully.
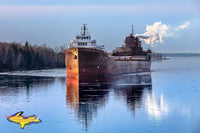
[83,24,87,35]
[132,25,134,35]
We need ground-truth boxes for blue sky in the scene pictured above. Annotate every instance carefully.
[0,0,199,52]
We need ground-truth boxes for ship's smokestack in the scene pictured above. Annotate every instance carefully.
[135,21,190,45]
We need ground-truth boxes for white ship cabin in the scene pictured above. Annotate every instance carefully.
[68,24,104,50]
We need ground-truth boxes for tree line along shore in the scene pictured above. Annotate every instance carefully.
[0,41,65,72]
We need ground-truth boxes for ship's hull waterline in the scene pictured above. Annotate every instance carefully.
[65,48,151,77]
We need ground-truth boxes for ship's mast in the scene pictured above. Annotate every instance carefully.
[82,24,87,35]
[132,25,134,35]
[81,27,83,35]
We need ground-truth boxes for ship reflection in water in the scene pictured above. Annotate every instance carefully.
[66,76,110,130]
[0,74,169,131]
[66,74,169,130]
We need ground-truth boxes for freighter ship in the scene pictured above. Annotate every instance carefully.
[65,24,151,77]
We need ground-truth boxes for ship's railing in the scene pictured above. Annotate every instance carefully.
[68,44,104,50]
[112,56,150,61]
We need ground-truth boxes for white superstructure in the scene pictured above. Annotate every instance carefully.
[68,24,104,49]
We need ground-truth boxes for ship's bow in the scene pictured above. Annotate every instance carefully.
[65,48,79,76]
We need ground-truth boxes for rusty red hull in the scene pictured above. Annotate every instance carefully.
[65,48,151,77]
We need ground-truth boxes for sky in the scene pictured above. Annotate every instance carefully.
[0,0,200,53]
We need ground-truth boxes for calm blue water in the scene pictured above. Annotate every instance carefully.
[0,57,200,133]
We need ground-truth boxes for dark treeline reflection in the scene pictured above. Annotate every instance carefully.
[0,42,65,72]
[0,75,55,96]
[66,74,152,130]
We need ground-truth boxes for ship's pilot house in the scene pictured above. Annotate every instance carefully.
[69,24,104,49]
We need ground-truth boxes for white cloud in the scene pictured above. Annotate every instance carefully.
[175,21,190,31]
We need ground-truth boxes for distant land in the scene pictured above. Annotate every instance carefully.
[0,41,199,72]
[151,53,200,61]
[0,42,65,72]
[162,53,200,57]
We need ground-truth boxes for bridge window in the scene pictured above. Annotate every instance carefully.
[78,42,87,46]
